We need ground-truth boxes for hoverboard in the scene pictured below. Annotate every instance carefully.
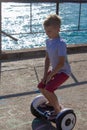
[30,95,76,130]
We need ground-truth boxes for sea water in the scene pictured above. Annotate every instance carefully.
[1,2,87,50]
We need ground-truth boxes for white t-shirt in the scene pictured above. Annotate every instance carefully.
[46,37,71,75]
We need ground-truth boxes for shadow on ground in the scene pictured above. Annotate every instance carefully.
[32,118,57,130]
[0,79,87,99]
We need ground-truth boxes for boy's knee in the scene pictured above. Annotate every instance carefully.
[45,87,54,93]
[37,82,45,89]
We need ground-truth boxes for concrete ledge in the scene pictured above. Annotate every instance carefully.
[1,47,45,61]
[67,43,87,54]
[0,43,87,61]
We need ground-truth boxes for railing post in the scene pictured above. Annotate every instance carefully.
[30,3,32,33]
[0,2,1,80]
[78,3,82,31]
[0,2,1,55]
[56,2,59,15]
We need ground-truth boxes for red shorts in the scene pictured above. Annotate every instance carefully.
[37,72,69,92]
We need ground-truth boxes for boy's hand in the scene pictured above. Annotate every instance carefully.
[46,74,52,84]
[41,76,47,84]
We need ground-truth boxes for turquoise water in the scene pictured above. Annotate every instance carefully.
[1,2,87,50]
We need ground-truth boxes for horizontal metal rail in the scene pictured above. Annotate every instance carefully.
[0,0,87,3]
[4,28,87,36]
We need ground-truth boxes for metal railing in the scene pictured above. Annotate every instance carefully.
[0,0,87,3]
[0,0,87,56]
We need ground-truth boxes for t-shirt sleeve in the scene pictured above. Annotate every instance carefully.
[58,42,67,56]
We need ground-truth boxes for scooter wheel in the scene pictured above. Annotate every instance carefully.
[30,95,48,118]
[56,109,76,130]
[31,103,41,118]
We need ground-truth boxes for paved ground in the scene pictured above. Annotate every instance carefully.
[0,53,87,130]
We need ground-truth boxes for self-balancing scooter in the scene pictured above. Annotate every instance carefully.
[30,95,76,130]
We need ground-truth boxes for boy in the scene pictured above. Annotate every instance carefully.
[37,14,71,116]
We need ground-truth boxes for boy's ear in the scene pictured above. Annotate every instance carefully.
[56,27,60,32]
[58,28,60,32]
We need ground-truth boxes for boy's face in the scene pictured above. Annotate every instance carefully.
[44,25,60,39]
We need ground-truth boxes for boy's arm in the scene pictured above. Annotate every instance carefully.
[42,52,50,83]
[51,56,65,75]
[46,56,65,84]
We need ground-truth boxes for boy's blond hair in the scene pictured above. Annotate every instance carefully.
[43,14,61,28]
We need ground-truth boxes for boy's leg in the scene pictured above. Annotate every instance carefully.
[39,88,61,113]
[38,72,69,113]
[45,72,69,92]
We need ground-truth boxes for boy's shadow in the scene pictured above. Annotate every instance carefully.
[32,118,57,130]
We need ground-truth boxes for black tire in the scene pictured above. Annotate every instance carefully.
[30,95,47,118]
[30,103,41,118]
[56,109,76,130]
